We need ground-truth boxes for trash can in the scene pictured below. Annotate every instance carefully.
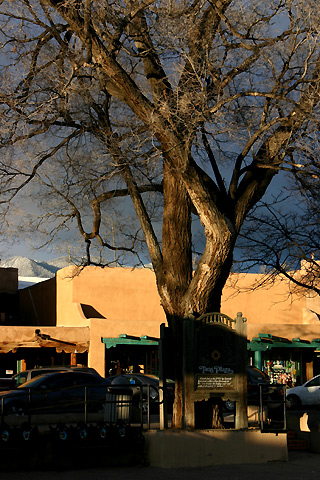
[104,385,132,423]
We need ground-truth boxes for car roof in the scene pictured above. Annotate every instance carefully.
[13,367,66,376]
[13,366,100,377]
[19,370,105,388]
[107,373,174,385]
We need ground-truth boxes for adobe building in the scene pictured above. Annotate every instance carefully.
[55,266,165,377]
[1,264,320,385]
[221,270,320,386]
[0,266,164,378]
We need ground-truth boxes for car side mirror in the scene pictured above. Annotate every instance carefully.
[150,387,158,400]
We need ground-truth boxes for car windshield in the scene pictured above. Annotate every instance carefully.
[13,371,28,386]
[18,374,55,389]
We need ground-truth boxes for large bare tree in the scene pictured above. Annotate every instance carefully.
[0,0,320,426]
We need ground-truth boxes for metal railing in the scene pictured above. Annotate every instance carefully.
[223,383,287,431]
[258,383,287,432]
[0,382,287,433]
[0,382,170,431]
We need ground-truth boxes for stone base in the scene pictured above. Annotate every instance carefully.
[144,429,288,468]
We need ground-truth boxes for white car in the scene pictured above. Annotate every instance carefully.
[286,374,320,408]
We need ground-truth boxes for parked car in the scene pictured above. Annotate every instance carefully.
[0,377,16,391]
[0,371,109,416]
[286,374,320,408]
[12,366,100,387]
[106,373,175,413]
[224,366,285,413]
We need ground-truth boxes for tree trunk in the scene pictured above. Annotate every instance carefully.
[159,161,192,317]
[156,160,237,428]
[158,161,192,428]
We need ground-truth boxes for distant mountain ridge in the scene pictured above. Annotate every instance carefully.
[0,256,76,278]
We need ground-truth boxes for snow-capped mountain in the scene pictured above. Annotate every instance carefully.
[0,256,74,279]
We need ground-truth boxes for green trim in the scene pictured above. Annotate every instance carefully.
[102,331,320,352]
[102,334,159,349]
[248,333,320,351]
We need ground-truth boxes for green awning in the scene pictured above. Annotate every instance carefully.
[248,333,320,352]
[102,334,159,349]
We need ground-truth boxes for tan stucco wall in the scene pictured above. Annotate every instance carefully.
[72,266,165,328]
[57,267,317,331]
[221,273,309,325]
[56,266,166,376]
[56,267,90,328]
[221,272,320,341]
[57,265,166,331]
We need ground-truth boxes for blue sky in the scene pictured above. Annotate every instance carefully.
[0,167,290,264]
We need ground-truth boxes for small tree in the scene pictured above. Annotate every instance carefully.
[0,0,320,426]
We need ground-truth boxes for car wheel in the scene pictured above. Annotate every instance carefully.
[224,400,235,412]
[287,394,301,409]
[7,403,26,416]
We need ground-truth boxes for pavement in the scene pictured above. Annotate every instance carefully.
[0,450,319,480]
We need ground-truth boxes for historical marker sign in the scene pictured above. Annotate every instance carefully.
[196,374,235,390]
[195,314,239,393]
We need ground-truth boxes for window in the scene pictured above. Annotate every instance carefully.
[306,376,320,388]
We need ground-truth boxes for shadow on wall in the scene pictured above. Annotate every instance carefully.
[81,304,105,319]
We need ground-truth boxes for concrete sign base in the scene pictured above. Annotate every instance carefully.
[144,429,288,468]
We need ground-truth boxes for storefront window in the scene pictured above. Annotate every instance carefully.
[262,357,300,387]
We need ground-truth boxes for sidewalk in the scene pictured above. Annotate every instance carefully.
[1,451,319,480]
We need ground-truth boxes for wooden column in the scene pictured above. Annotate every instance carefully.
[70,352,77,366]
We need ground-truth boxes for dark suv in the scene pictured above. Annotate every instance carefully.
[12,366,100,387]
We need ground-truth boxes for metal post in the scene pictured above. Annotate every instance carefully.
[259,384,264,430]
[84,386,87,424]
[147,384,150,430]
[28,388,31,424]
[235,312,248,429]
[139,386,143,427]
[159,323,168,429]
[283,385,287,431]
